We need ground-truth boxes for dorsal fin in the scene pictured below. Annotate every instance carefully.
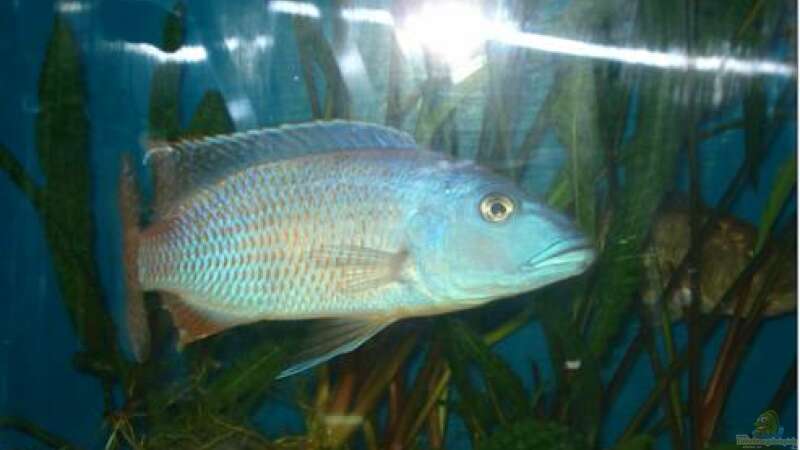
[146,121,418,216]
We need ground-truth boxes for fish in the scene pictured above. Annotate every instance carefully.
[753,410,783,438]
[640,197,796,321]
[119,121,595,378]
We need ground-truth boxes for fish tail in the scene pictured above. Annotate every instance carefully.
[119,153,149,362]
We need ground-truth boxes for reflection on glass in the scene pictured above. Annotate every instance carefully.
[267,0,320,19]
[112,42,208,63]
[271,1,795,78]
[55,1,89,14]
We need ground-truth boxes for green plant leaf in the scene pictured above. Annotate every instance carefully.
[547,61,603,237]
[613,435,655,450]
[0,416,84,450]
[0,143,42,208]
[414,67,487,146]
[743,79,769,186]
[293,16,351,120]
[184,90,235,138]
[475,418,581,450]
[152,341,282,416]
[704,445,741,450]
[585,0,687,359]
[146,408,271,450]
[204,342,284,415]
[148,2,186,140]
[534,294,603,444]
[443,319,528,434]
[587,69,682,359]
[755,154,796,252]
[36,16,119,365]
[160,1,185,53]
[546,167,572,209]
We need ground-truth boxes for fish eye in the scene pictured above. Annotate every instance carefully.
[480,193,515,223]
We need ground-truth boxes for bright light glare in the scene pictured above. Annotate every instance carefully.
[225,35,274,52]
[224,37,240,52]
[490,26,796,77]
[397,3,489,67]
[120,42,207,63]
[394,3,794,78]
[338,48,365,77]
[226,98,256,122]
[341,7,395,26]
[268,0,320,19]
[254,34,273,49]
[266,1,795,78]
[450,54,486,84]
[56,1,89,13]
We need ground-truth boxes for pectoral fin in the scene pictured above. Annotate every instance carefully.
[314,245,409,294]
[278,318,395,379]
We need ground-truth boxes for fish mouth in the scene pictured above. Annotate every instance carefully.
[524,238,596,274]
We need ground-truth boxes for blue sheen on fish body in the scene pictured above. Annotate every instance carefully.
[404,160,596,309]
[123,121,595,376]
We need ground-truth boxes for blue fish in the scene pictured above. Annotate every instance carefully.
[120,121,595,377]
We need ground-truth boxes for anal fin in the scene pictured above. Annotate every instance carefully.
[160,295,246,347]
[278,318,395,379]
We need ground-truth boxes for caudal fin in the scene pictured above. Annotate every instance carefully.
[119,153,150,361]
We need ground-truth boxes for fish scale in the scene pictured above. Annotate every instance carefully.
[121,121,594,377]
[138,151,425,319]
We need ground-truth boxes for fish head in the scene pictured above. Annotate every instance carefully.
[754,410,779,435]
[409,167,595,305]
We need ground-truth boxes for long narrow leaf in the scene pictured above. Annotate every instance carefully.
[755,154,796,252]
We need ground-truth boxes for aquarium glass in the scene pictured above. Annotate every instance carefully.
[0,1,796,449]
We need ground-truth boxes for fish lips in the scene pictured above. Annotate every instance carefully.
[522,238,596,281]
[448,238,595,300]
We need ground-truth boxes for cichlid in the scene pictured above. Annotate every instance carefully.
[120,121,595,377]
